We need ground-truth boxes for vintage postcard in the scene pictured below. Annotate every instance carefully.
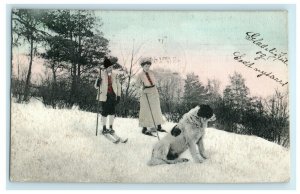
[10,10,290,183]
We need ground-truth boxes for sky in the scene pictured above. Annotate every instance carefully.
[12,11,289,98]
[96,11,289,98]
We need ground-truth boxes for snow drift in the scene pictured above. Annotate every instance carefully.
[10,99,290,183]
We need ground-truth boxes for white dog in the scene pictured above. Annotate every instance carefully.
[147,104,216,166]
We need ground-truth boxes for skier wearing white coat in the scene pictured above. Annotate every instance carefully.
[135,57,166,136]
[94,57,121,135]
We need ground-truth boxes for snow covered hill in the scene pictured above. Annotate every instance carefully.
[10,99,290,183]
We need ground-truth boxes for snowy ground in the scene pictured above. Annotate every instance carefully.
[10,99,290,183]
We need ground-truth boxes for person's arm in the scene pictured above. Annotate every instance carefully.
[149,70,156,85]
[94,78,101,89]
[115,74,121,103]
[116,75,121,97]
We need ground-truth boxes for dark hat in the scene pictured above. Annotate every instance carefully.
[103,57,113,69]
[140,57,152,67]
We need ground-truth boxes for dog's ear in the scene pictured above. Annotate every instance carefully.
[197,104,213,119]
[171,125,181,137]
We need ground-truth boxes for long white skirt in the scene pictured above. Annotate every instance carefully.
[139,87,165,128]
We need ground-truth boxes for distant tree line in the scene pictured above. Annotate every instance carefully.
[155,71,289,147]
[11,9,289,147]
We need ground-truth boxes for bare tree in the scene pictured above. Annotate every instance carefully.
[116,39,148,116]
[155,68,183,119]
[11,55,29,102]
[12,9,46,101]
[263,89,289,145]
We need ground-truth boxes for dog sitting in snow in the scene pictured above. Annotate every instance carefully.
[147,104,216,166]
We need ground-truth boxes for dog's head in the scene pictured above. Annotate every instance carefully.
[197,104,214,119]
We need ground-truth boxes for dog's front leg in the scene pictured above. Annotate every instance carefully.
[197,136,208,159]
[188,141,205,163]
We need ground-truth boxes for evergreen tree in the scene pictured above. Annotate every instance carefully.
[182,73,209,112]
[40,10,109,106]
[223,72,250,111]
[219,72,251,132]
[206,78,222,106]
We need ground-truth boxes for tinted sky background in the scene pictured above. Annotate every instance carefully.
[13,11,289,98]
[97,11,288,97]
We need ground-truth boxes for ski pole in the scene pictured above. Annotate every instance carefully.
[96,65,102,136]
[144,89,160,140]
